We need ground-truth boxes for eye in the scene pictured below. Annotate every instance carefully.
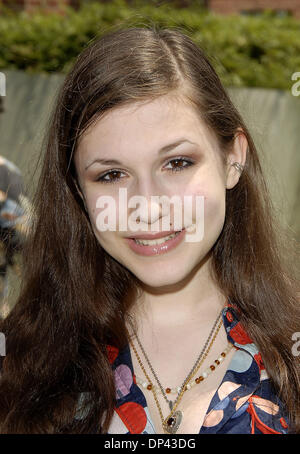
[164,157,194,173]
[95,157,194,184]
[95,170,126,184]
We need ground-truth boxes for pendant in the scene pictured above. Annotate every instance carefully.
[163,410,183,434]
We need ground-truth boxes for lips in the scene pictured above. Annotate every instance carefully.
[128,229,180,240]
[125,228,186,256]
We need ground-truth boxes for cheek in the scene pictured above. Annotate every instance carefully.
[85,191,124,253]
[85,190,119,232]
[188,181,226,229]
[88,207,117,252]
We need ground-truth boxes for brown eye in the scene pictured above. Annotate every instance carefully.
[172,159,185,169]
[96,170,125,184]
[165,157,194,172]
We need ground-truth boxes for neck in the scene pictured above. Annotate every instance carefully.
[128,255,227,329]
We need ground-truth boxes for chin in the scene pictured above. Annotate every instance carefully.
[130,264,192,289]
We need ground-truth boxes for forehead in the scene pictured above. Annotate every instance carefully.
[75,94,220,164]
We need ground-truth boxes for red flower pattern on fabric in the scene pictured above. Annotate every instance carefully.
[229,321,253,345]
[115,402,148,434]
[254,352,265,371]
[246,396,283,434]
[106,345,119,365]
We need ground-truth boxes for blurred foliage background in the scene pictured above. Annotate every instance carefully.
[0,0,299,90]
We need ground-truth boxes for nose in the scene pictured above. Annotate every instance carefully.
[134,195,162,228]
[128,180,173,232]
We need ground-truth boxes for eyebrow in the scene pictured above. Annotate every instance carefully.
[84,138,197,171]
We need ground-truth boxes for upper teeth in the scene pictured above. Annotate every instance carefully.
[134,231,180,246]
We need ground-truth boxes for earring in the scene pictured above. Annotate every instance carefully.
[231,162,244,174]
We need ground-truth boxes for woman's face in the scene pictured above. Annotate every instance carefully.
[74,94,237,288]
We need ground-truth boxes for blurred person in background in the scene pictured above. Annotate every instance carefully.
[0,97,33,319]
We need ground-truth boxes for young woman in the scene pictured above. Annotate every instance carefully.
[0,26,299,435]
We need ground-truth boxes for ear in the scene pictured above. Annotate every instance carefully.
[225,130,248,190]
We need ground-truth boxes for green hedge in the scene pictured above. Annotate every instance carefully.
[0,0,299,90]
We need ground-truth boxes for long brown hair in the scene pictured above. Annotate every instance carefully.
[0,25,299,434]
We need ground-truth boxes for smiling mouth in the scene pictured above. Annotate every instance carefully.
[125,227,187,256]
[133,230,181,245]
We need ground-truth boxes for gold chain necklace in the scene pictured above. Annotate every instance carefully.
[128,310,222,413]
[129,316,226,434]
[135,341,233,395]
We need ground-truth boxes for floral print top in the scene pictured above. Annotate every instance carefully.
[100,302,291,434]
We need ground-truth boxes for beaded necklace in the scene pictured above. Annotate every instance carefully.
[129,311,233,433]
[135,342,233,396]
